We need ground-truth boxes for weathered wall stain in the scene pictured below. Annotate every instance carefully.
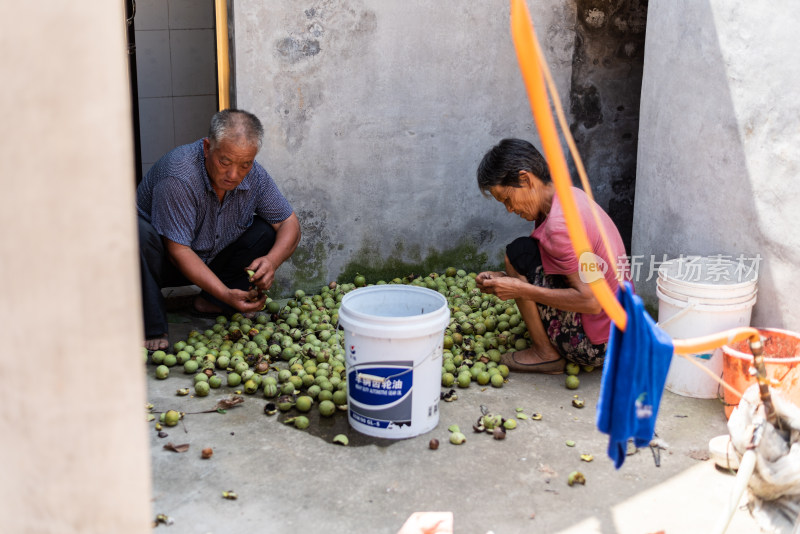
[270,1,376,153]
[569,0,647,250]
[275,37,321,63]
[271,187,335,295]
[570,83,603,129]
[238,2,638,296]
[273,78,323,153]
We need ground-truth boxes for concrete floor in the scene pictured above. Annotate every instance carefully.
[146,311,761,534]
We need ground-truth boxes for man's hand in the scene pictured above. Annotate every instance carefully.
[244,212,300,293]
[226,288,266,313]
[246,256,278,292]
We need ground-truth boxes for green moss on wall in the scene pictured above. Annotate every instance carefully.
[287,239,328,292]
[273,236,507,297]
[336,238,497,286]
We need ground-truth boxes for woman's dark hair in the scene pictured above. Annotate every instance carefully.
[476,138,551,195]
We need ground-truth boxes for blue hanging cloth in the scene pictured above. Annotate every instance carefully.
[596,281,674,468]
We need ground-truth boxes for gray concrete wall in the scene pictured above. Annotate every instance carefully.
[569,0,648,249]
[0,1,152,532]
[233,0,646,294]
[633,1,800,329]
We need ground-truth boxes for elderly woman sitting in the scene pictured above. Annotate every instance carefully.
[476,138,630,374]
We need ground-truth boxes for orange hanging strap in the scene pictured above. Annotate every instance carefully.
[509,0,767,406]
[534,42,621,283]
[510,0,627,331]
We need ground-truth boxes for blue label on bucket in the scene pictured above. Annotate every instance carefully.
[348,362,413,429]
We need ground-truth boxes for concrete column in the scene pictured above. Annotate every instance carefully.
[0,1,152,532]
[633,0,800,330]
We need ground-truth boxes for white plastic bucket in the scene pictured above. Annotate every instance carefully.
[658,257,758,299]
[337,285,450,439]
[657,257,758,398]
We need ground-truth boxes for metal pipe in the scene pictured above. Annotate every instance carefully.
[215,0,230,110]
[749,339,778,425]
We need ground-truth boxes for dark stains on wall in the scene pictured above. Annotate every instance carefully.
[271,190,336,295]
[271,1,376,153]
[569,0,647,251]
[276,37,321,63]
[571,84,603,129]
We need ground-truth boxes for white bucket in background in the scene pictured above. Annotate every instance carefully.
[657,257,758,399]
[658,262,758,299]
[337,285,450,439]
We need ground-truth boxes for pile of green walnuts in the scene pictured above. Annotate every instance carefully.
[146,268,530,417]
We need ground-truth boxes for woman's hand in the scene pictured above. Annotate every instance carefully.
[476,270,507,290]
[477,275,528,301]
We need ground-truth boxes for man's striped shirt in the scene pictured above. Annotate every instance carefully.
[137,140,293,263]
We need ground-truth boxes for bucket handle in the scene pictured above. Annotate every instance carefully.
[656,298,698,330]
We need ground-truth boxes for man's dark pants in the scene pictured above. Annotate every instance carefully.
[138,215,277,338]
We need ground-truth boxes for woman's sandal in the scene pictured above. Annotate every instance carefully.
[500,351,566,375]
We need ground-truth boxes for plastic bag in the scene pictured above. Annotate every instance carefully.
[728,384,800,533]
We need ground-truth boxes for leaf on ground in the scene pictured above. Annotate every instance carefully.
[163,442,190,453]
[154,513,174,526]
[215,396,244,410]
[687,449,710,461]
[538,463,556,476]
[441,390,458,402]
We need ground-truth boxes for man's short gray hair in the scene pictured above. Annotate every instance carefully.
[208,109,264,151]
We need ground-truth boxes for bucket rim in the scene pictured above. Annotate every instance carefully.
[656,279,757,305]
[339,284,449,320]
[658,274,758,294]
[656,285,758,311]
[337,284,450,338]
[721,327,800,363]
